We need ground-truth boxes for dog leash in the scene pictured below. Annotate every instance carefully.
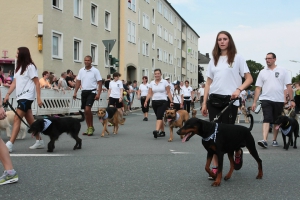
[212,98,238,122]
[3,102,30,128]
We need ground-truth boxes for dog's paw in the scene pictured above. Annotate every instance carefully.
[168,138,173,142]
[294,146,297,149]
[224,176,231,181]
[256,174,263,179]
[211,181,221,187]
[101,134,105,137]
[113,132,117,135]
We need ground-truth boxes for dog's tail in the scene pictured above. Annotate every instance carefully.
[247,113,254,131]
[78,111,85,122]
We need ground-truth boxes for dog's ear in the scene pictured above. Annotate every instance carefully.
[28,128,32,133]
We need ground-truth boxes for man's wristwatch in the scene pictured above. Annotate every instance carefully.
[290,99,295,102]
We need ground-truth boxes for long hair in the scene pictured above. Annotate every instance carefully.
[212,31,237,66]
[16,47,36,75]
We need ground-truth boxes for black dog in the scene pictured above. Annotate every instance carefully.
[28,111,85,152]
[177,115,263,187]
[274,115,299,150]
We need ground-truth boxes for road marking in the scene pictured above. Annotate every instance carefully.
[10,154,71,157]
[171,152,193,154]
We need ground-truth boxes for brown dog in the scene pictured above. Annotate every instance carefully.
[165,109,189,142]
[97,107,126,137]
[191,109,197,118]
[236,105,250,123]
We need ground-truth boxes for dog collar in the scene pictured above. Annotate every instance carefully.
[280,126,291,136]
[286,121,289,126]
[42,119,52,132]
[102,111,108,120]
[202,123,218,143]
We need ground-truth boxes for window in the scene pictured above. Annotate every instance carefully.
[142,13,150,30]
[91,3,98,25]
[169,12,173,24]
[138,9,141,24]
[152,59,154,70]
[128,0,136,11]
[152,34,155,49]
[138,38,140,53]
[127,20,136,43]
[157,0,162,14]
[142,41,149,56]
[152,8,155,24]
[52,0,63,10]
[177,58,180,67]
[169,34,173,44]
[163,6,168,19]
[178,39,181,49]
[52,31,63,59]
[73,38,82,62]
[105,11,111,31]
[164,51,168,63]
[157,48,162,61]
[90,44,98,65]
[142,68,149,77]
[145,0,150,3]
[105,48,109,67]
[74,0,82,18]
[157,24,162,37]
[164,29,168,41]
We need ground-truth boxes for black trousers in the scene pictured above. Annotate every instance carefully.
[184,100,191,113]
[140,97,150,113]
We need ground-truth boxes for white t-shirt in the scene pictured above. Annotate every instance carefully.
[14,64,38,101]
[169,82,175,94]
[182,86,193,100]
[129,85,134,99]
[109,80,123,98]
[149,79,169,100]
[198,87,204,97]
[76,66,102,91]
[256,66,291,102]
[206,54,250,106]
[58,77,68,89]
[172,89,183,104]
[139,83,150,97]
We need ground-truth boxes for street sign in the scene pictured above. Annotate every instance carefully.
[102,39,116,54]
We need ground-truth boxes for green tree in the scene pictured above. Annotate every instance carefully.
[246,60,264,90]
[292,74,300,83]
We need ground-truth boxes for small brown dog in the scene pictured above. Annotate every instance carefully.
[236,105,250,123]
[98,107,126,137]
[191,109,197,118]
[165,109,189,142]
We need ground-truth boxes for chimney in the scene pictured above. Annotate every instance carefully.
[205,53,209,58]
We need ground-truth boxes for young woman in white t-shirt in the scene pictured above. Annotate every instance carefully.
[4,47,44,153]
[144,69,173,138]
[201,31,253,178]
[181,80,194,113]
[171,81,184,111]
[138,76,150,121]
[107,72,123,116]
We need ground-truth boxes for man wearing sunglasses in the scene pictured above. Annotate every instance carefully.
[251,52,295,148]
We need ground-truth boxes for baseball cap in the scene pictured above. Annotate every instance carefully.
[165,77,170,80]
[172,80,180,85]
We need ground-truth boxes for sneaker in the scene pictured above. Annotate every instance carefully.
[0,170,18,185]
[29,140,45,149]
[158,131,165,137]
[6,141,13,153]
[87,127,94,136]
[144,117,148,121]
[83,127,94,135]
[272,140,279,147]
[153,130,158,139]
[208,168,218,180]
[258,140,268,148]
[234,149,243,170]
[108,123,113,126]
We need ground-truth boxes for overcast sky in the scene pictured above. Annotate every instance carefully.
[168,0,300,77]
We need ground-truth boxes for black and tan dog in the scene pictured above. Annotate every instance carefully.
[236,105,251,123]
[177,115,263,187]
[97,107,126,137]
[165,109,189,142]
[274,115,299,150]
[28,111,84,152]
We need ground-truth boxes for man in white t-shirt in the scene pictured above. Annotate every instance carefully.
[252,52,295,148]
[73,55,102,136]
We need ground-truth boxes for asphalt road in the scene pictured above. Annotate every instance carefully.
[1,101,300,200]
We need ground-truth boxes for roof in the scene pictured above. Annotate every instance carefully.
[165,0,200,38]
[198,52,210,64]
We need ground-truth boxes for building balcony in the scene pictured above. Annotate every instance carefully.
[182,32,186,42]
[182,50,186,58]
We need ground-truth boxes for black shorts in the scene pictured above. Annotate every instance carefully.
[152,100,168,120]
[109,97,122,108]
[17,99,34,112]
[207,100,238,124]
[81,90,96,109]
[261,100,284,123]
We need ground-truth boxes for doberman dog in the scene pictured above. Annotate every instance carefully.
[177,115,263,186]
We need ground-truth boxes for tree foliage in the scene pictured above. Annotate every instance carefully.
[246,60,264,90]
[198,65,205,84]
[292,74,300,83]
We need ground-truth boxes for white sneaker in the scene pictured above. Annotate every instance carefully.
[6,141,13,153]
[29,140,45,149]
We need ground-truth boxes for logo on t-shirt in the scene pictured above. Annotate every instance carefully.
[275,72,279,78]
[117,84,119,87]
